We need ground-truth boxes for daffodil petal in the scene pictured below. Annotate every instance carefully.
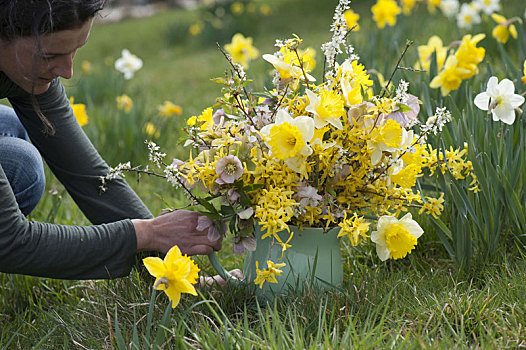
[143,257,166,277]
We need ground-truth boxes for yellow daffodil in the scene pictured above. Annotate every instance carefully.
[429,56,470,96]
[263,45,316,90]
[416,35,448,71]
[116,94,133,113]
[230,2,244,15]
[224,33,259,69]
[338,213,370,246]
[522,60,526,85]
[254,260,286,288]
[187,107,213,130]
[144,122,160,138]
[371,0,401,29]
[401,0,418,15]
[69,97,88,126]
[80,60,92,74]
[261,109,314,162]
[391,163,422,188]
[454,33,486,79]
[260,4,272,16]
[337,59,373,107]
[305,89,345,130]
[143,245,199,308]
[371,213,423,261]
[158,101,183,117]
[491,14,518,44]
[343,9,360,31]
[188,22,203,36]
[427,0,441,13]
[368,119,405,165]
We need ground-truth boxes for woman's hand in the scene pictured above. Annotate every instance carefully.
[133,210,222,255]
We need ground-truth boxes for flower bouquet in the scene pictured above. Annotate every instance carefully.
[104,0,476,300]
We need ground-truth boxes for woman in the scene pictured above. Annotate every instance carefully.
[0,0,225,280]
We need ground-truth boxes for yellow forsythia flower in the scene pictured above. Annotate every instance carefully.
[419,193,445,219]
[224,33,259,69]
[254,260,286,288]
[338,213,370,246]
[69,97,88,126]
[116,94,133,113]
[371,0,401,29]
[143,245,199,308]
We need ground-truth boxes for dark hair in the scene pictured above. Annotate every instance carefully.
[0,0,106,135]
[0,0,106,40]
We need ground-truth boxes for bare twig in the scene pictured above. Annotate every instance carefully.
[380,40,414,98]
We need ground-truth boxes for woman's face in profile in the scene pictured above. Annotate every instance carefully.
[0,18,93,95]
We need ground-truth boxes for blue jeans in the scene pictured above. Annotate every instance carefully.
[0,104,46,215]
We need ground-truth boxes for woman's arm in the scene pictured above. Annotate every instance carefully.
[10,79,153,224]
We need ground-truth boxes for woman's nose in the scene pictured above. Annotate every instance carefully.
[52,52,75,79]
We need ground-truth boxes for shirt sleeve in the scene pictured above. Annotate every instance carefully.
[0,78,154,279]
[9,79,153,224]
[0,165,137,279]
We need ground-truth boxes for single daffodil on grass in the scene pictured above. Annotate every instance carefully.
[69,97,88,126]
[143,245,200,308]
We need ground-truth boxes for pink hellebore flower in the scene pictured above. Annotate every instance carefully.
[215,155,244,184]
[384,94,420,127]
[196,216,224,242]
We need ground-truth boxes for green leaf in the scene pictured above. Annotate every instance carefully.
[431,217,455,260]
[196,197,219,215]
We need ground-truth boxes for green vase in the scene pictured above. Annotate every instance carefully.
[209,225,343,301]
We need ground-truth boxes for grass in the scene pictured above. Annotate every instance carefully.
[2,0,526,348]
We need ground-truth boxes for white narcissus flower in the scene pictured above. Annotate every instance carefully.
[472,0,500,15]
[457,3,481,29]
[439,0,460,18]
[371,213,424,261]
[474,76,525,125]
[115,49,143,79]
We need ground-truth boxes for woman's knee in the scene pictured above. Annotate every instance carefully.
[0,137,45,215]
[0,105,29,140]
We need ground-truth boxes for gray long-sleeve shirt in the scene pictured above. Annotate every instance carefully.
[1,73,153,279]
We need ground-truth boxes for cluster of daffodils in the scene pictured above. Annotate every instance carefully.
[438,0,521,42]
[425,33,486,96]
[356,0,521,46]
